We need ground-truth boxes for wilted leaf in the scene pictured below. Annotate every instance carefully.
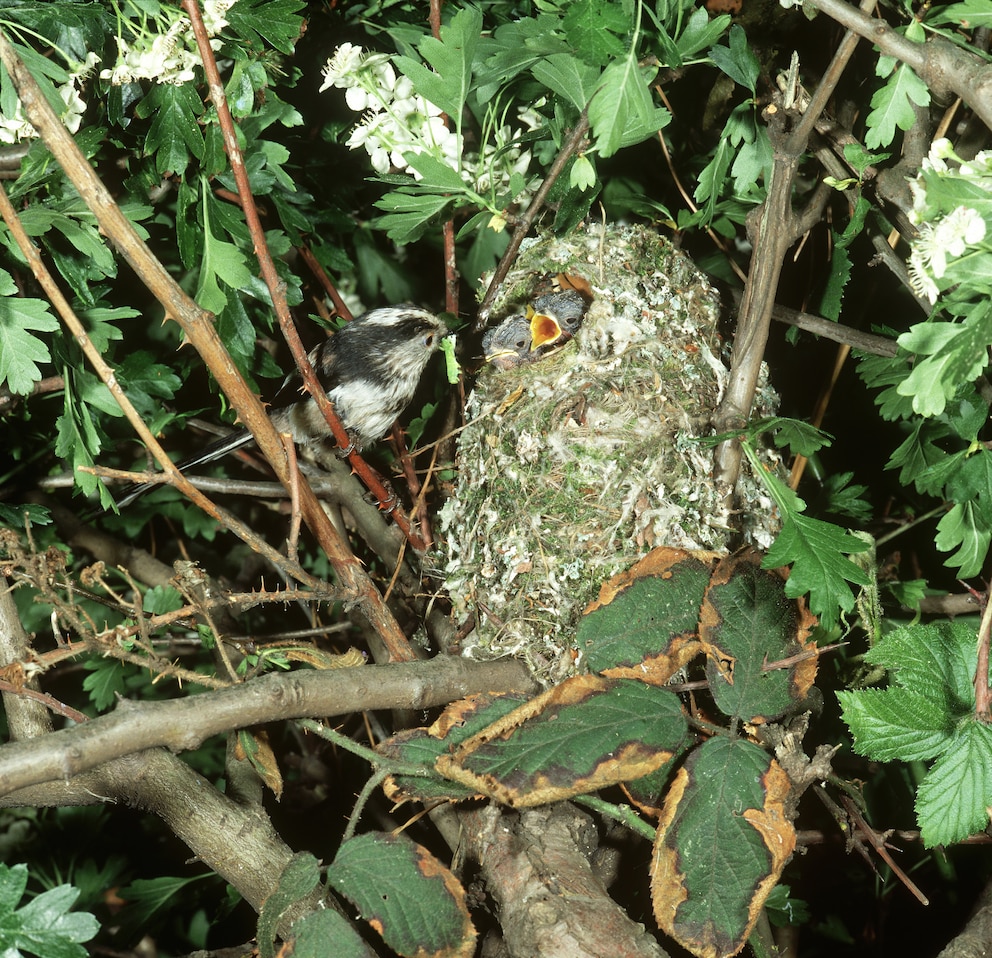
[651,738,795,958]
[435,675,687,806]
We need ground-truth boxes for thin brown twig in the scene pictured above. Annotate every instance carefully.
[477,107,590,327]
[182,2,418,662]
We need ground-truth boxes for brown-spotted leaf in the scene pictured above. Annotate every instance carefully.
[578,546,719,685]
[435,675,687,807]
[327,832,475,958]
[650,737,796,958]
[378,692,531,805]
[699,551,818,723]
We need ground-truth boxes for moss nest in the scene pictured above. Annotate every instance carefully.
[439,223,779,683]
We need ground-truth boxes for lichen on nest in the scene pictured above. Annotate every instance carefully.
[439,223,779,683]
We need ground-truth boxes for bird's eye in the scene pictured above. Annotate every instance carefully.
[425,332,437,347]
[515,337,527,349]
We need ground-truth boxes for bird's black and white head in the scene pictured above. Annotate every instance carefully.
[310,305,447,447]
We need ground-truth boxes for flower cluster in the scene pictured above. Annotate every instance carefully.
[320,43,460,178]
[100,0,236,86]
[320,42,535,205]
[0,52,99,144]
[907,138,990,305]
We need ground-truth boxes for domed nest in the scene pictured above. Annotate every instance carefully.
[439,223,779,683]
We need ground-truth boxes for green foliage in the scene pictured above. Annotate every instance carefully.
[699,420,871,629]
[0,863,99,958]
[838,622,992,847]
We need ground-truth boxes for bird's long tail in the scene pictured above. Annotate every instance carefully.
[114,428,253,509]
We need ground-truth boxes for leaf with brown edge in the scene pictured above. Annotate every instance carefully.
[236,728,282,799]
[435,675,687,807]
[327,831,476,958]
[578,546,720,686]
[378,692,531,805]
[650,737,796,958]
[699,550,818,724]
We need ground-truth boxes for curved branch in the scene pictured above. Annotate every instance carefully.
[0,656,536,797]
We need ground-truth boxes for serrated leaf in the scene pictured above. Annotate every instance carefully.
[708,24,759,94]
[139,84,204,175]
[897,308,992,418]
[0,270,59,394]
[394,6,482,121]
[227,0,306,54]
[837,688,955,761]
[651,739,795,958]
[377,692,531,805]
[700,553,818,724]
[839,621,992,846]
[435,675,687,807]
[578,546,717,684]
[935,499,992,577]
[327,832,475,958]
[763,511,869,629]
[916,720,992,847]
[288,909,375,958]
[257,853,321,958]
[531,53,601,113]
[588,57,669,157]
[864,60,930,150]
[562,0,630,66]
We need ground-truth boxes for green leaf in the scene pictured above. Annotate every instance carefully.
[562,0,630,66]
[764,513,870,627]
[227,0,306,55]
[531,53,601,113]
[927,1,992,28]
[0,864,99,958]
[436,676,688,806]
[897,307,992,417]
[288,909,375,958]
[82,658,132,712]
[117,874,210,931]
[377,692,532,805]
[708,24,759,94]
[864,59,930,150]
[578,547,713,684]
[935,499,992,577]
[701,555,817,723]
[394,6,483,121]
[138,84,204,175]
[651,739,795,958]
[588,57,670,157]
[837,688,955,761]
[838,621,992,846]
[0,284,59,394]
[916,720,992,847]
[257,854,321,958]
[327,832,475,957]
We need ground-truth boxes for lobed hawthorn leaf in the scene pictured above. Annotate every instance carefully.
[327,832,475,958]
[864,59,930,150]
[699,551,818,724]
[651,738,795,958]
[435,675,688,807]
[578,546,718,686]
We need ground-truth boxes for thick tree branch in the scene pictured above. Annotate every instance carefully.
[0,657,535,797]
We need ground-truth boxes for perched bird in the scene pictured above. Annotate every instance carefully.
[114,305,447,508]
[482,290,588,370]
